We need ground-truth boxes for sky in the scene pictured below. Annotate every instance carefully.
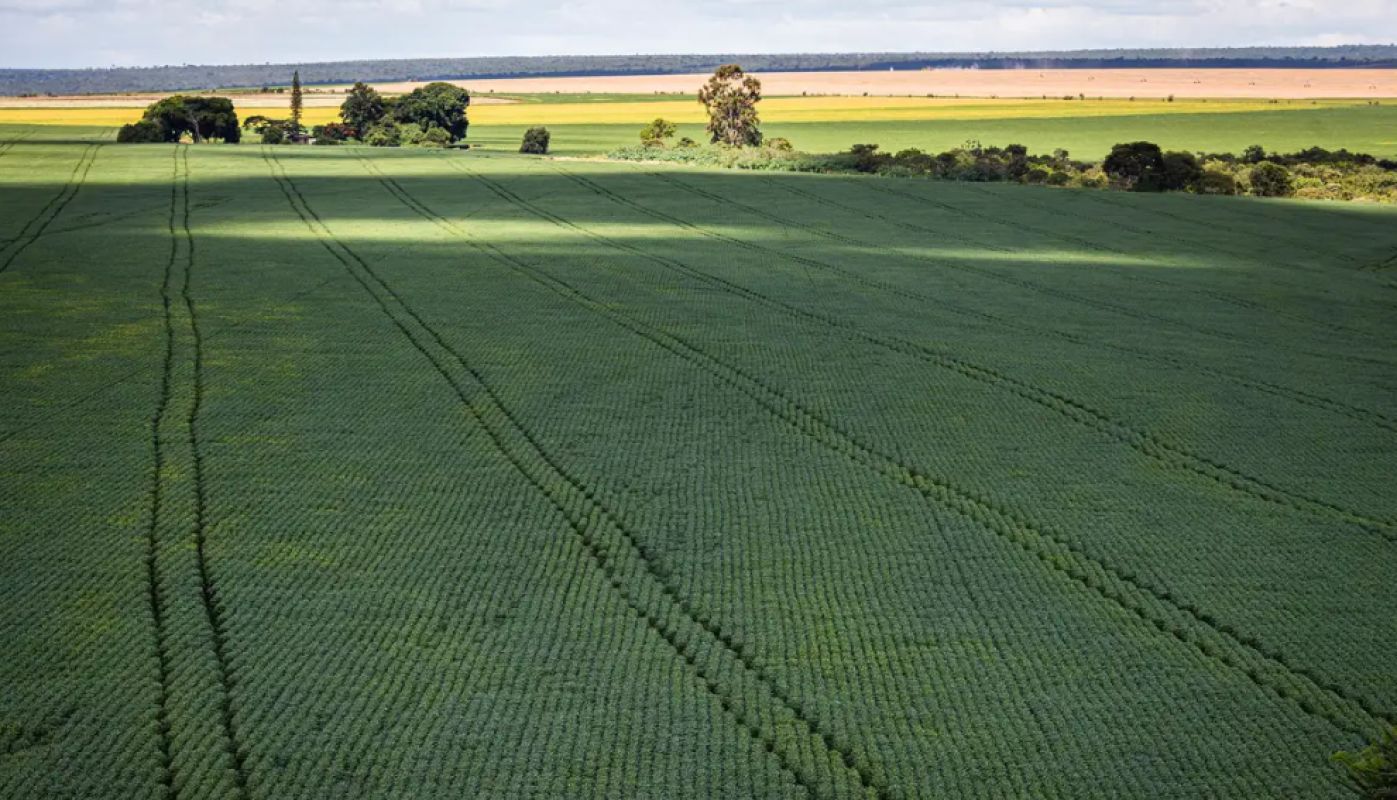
[1,0,1395,69]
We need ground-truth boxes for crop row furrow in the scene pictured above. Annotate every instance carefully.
[767,177,1396,430]
[272,149,887,800]
[387,160,1397,745]
[551,165,1396,540]
[0,142,101,274]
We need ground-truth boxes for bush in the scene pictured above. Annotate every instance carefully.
[1250,161,1294,197]
[847,144,891,173]
[1242,144,1268,164]
[676,137,697,148]
[765,137,794,152]
[1045,171,1072,186]
[1195,169,1240,195]
[1333,727,1397,800]
[312,122,352,144]
[261,126,287,145]
[363,121,401,147]
[1103,141,1166,191]
[421,126,452,148]
[519,126,551,154]
[1024,167,1050,184]
[116,120,163,143]
[397,122,426,146]
[639,118,676,148]
[1160,151,1203,191]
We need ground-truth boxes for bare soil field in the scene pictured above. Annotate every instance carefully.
[379,68,1397,99]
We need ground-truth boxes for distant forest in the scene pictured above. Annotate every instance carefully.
[3,46,1396,95]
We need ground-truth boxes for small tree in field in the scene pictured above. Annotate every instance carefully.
[639,118,676,147]
[520,126,550,154]
[698,65,762,147]
[290,70,303,133]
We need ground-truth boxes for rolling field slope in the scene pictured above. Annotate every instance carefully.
[1,129,1396,798]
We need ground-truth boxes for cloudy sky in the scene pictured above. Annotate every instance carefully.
[2,0,1394,69]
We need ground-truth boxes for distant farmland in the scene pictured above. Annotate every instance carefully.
[1,126,1395,799]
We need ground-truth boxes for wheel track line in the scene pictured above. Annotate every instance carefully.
[764,177,1397,432]
[386,160,1394,740]
[547,166,1397,541]
[0,143,101,274]
[143,145,180,798]
[861,179,1392,371]
[179,145,250,797]
[272,149,877,800]
[0,129,35,156]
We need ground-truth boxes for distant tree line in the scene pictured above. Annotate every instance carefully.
[5,45,1396,95]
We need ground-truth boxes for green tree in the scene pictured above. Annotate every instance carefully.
[1160,150,1204,191]
[290,70,303,133]
[1249,161,1294,197]
[639,118,676,147]
[520,126,551,154]
[363,121,401,147]
[1103,141,1166,191]
[116,120,163,143]
[392,82,471,141]
[141,96,240,143]
[1242,143,1267,164]
[698,65,762,147]
[339,82,385,139]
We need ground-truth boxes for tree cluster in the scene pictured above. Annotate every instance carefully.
[337,81,470,147]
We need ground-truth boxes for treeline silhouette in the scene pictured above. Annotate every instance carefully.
[4,45,1397,95]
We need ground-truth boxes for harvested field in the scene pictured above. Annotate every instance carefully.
[378,68,1397,99]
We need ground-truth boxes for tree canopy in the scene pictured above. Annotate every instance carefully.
[136,95,240,143]
[698,65,762,147]
[339,82,386,139]
[391,82,471,141]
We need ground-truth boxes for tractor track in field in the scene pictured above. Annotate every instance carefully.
[0,129,35,157]
[836,178,1394,372]
[370,157,1393,743]
[758,176,1397,432]
[143,146,248,799]
[178,145,250,799]
[143,145,180,798]
[270,148,883,800]
[0,143,101,274]
[541,165,1397,542]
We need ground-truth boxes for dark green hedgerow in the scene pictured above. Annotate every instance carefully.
[608,139,1397,202]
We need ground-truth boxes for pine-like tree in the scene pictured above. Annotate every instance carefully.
[290,70,303,133]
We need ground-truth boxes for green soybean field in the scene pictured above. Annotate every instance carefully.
[2,126,1396,799]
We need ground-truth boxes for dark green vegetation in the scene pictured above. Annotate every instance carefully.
[1,126,1396,798]
[4,45,1395,94]
[612,138,1397,202]
[117,96,240,144]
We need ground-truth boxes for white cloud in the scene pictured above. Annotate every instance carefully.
[1,0,1394,68]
